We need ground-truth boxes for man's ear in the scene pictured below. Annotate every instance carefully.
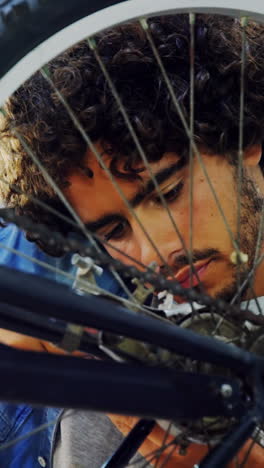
[243,144,262,167]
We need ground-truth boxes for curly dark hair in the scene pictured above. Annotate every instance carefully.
[1,14,264,255]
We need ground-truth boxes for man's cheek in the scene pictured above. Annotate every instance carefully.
[172,200,203,246]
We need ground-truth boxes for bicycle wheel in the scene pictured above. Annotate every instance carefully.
[1,0,264,467]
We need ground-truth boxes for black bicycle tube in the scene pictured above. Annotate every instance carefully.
[0,301,109,358]
[0,344,246,420]
[102,419,156,468]
[0,266,258,374]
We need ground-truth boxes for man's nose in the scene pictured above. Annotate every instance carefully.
[134,223,184,270]
[140,237,166,267]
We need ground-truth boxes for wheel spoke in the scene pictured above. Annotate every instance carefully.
[154,422,173,468]
[189,13,195,289]
[134,437,179,468]
[238,436,257,467]
[159,443,179,467]
[235,17,248,305]
[140,16,240,255]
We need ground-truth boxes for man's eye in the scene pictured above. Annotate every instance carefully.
[104,221,128,241]
[153,180,184,204]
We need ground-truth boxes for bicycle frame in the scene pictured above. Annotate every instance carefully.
[1,266,264,466]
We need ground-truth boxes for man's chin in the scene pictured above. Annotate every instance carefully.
[206,284,248,304]
[172,281,240,306]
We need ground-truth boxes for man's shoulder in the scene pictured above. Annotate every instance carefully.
[0,401,62,468]
[0,224,75,282]
[0,223,127,293]
[0,223,49,269]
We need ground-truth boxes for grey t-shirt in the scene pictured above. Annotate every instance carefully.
[53,410,144,468]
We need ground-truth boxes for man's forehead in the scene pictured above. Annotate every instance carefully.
[86,145,182,181]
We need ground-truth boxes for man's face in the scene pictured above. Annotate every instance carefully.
[65,143,264,302]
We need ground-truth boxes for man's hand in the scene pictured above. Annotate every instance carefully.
[0,328,46,351]
[0,328,85,356]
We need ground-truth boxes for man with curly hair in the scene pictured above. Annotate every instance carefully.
[1,13,264,467]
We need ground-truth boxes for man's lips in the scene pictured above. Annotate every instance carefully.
[173,259,212,288]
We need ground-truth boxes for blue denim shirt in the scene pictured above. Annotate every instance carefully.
[0,225,123,467]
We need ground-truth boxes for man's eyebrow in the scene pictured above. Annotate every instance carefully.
[130,158,186,207]
[84,158,186,233]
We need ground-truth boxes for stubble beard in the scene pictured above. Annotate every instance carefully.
[213,170,264,304]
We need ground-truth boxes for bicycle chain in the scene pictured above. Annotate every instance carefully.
[1,207,263,324]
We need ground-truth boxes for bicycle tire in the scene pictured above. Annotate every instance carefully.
[1,0,264,103]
